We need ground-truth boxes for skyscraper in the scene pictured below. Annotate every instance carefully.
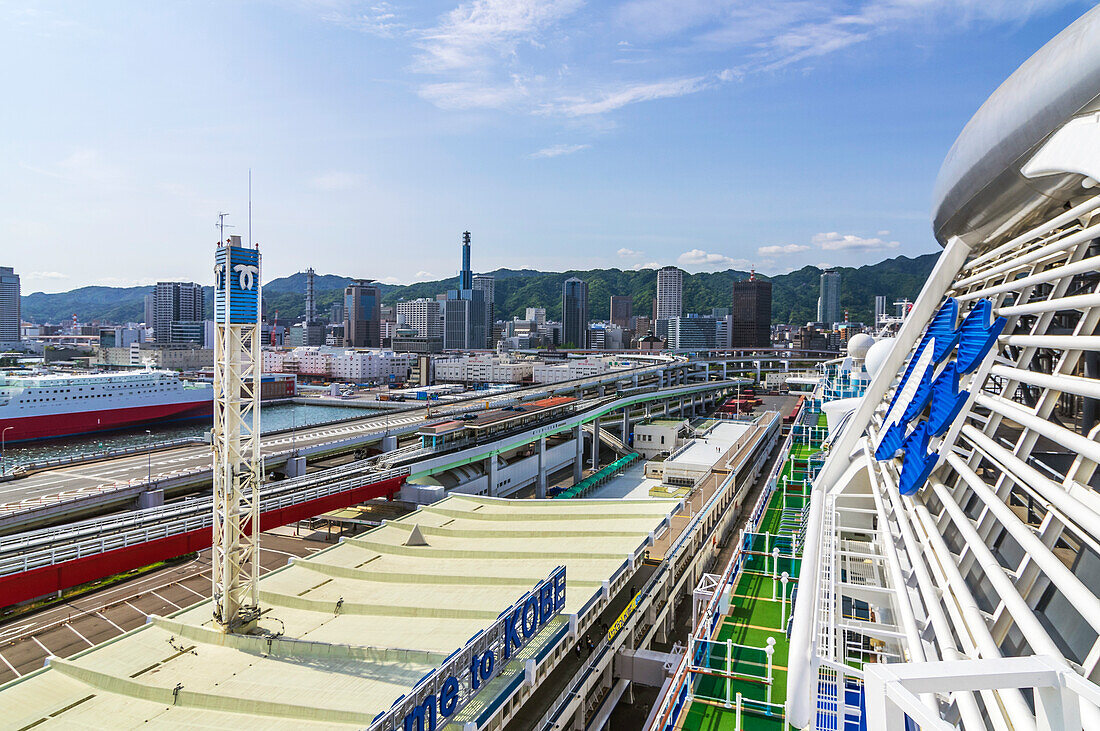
[444,232,487,349]
[817,269,841,325]
[301,267,325,346]
[343,279,381,347]
[154,281,204,344]
[731,272,772,348]
[460,231,472,290]
[0,267,20,344]
[472,274,495,348]
[656,266,683,320]
[561,277,588,348]
[609,296,632,329]
[395,298,443,338]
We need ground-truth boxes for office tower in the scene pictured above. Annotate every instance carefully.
[656,266,683,320]
[561,277,588,348]
[874,295,888,327]
[396,298,443,338]
[443,294,486,349]
[444,232,487,349]
[525,307,546,325]
[610,296,632,329]
[154,281,204,344]
[667,315,724,350]
[143,294,154,327]
[343,279,381,347]
[731,272,772,348]
[473,274,495,348]
[330,302,345,324]
[817,269,841,325]
[0,267,20,344]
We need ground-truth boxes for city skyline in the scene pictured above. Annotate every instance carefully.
[3,1,1092,293]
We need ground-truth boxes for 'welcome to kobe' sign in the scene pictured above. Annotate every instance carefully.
[370,566,567,731]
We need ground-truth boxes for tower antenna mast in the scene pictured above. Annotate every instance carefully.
[216,212,234,243]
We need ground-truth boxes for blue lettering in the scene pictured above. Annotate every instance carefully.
[539,582,555,622]
[439,677,459,718]
[523,596,540,637]
[470,656,481,690]
[403,694,437,731]
[479,650,495,680]
[502,608,523,660]
[554,570,567,611]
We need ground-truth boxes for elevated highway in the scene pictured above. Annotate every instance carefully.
[0,379,740,607]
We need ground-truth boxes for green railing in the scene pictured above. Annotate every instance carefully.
[554,452,640,499]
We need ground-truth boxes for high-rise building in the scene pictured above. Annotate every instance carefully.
[561,277,588,348]
[667,315,726,350]
[154,281,204,344]
[610,296,632,329]
[731,272,772,348]
[817,269,841,325]
[443,294,486,350]
[460,231,472,290]
[472,274,495,348]
[143,294,155,327]
[444,232,487,349]
[343,279,381,347]
[656,266,683,320]
[525,307,546,325]
[0,267,20,344]
[395,298,443,338]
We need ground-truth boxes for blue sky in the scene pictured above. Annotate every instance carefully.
[2,0,1094,293]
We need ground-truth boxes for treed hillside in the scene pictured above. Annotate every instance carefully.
[20,253,938,327]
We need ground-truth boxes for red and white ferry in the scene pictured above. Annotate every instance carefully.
[0,368,213,442]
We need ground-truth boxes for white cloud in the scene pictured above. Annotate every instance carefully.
[677,248,750,270]
[529,143,591,158]
[631,261,660,270]
[317,1,403,37]
[308,171,361,191]
[617,0,1079,75]
[378,275,402,284]
[757,244,810,256]
[414,270,436,279]
[28,271,69,280]
[413,0,583,74]
[549,76,709,116]
[813,231,900,251]
[418,79,528,110]
[617,247,642,258]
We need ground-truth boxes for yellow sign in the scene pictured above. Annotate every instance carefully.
[607,592,640,642]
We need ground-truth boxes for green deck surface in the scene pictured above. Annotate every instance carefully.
[680,414,826,731]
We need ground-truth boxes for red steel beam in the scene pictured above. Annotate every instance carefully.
[0,475,405,607]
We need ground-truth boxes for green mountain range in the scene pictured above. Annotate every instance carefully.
[21,252,938,328]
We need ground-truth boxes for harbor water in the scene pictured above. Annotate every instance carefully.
[0,402,381,470]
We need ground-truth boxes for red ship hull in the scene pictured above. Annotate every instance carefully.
[2,401,214,443]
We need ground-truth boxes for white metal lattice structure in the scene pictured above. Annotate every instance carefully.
[211,238,263,632]
[785,7,1100,729]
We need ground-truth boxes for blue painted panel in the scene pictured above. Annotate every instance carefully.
[214,245,260,325]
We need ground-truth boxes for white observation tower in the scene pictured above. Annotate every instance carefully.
[211,233,262,632]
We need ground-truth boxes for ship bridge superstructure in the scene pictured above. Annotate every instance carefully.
[784,7,1100,730]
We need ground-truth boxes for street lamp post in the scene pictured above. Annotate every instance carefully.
[145,429,152,484]
[1,427,13,477]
